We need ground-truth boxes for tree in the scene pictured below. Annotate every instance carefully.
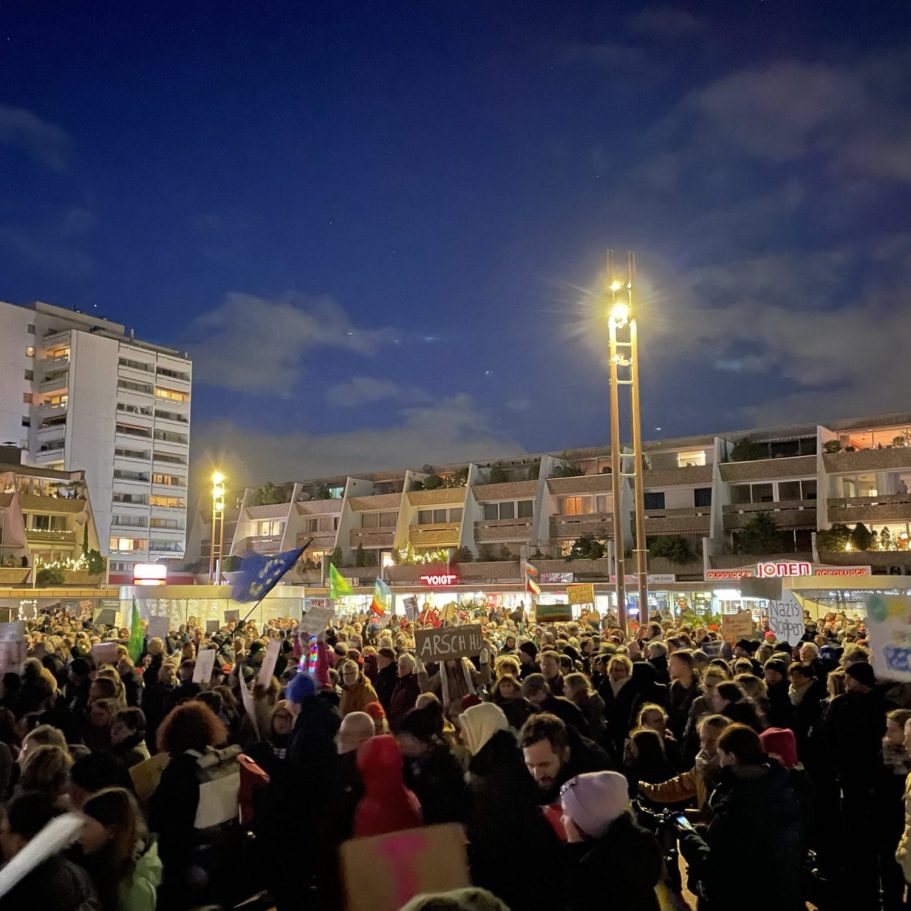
[566,534,606,561]
[817,524,852,551]
[37,567,65,586]
[850,522,875,551]
[452,546,475,563]
[730,439,766,462]
[330,546,344,566]
[489,466,508,484]
[551,463,584,478]
[445,467,469,488]
[249,481,291,506]
[422,474,444,490]
[84,549,106,575]
[648,535,697,565]
[736,513,783,555]
[354,545,367,567]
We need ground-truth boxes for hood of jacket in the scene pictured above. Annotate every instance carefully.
[459,702,509,756]
[357,734,407,793]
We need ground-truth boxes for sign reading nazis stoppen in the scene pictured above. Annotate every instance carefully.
[415,624,484,662]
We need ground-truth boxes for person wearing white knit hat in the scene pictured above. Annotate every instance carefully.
[458,702,508,756]
[560,771,662,910]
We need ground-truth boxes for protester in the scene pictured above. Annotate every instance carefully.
[353,734,422,837]
[337,659,379,716]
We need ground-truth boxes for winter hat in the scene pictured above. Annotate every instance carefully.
[285,672,316,704]
[518,641,538,661]
[760,727,799,769]
[736,639,759,655]
[560,771,630,838]
[763,658,789,678]
[461,694,482,711]
[398,707,441,744]
[846,661,876,688]
[399,888,510,911]
[364,701,387,723]
[458,702,509,756]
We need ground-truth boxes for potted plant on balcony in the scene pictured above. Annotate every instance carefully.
[823,440,842,453]
[648,535,696,565]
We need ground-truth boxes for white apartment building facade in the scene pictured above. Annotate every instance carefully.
[0,300,191,583]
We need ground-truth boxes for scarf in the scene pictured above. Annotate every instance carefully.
[789,683,809,706]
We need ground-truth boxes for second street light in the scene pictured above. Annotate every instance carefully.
[607,252,648,634]
[209,470,226,585]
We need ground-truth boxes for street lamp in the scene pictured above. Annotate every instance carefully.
[606,252,648,634]
[209,470,226,584]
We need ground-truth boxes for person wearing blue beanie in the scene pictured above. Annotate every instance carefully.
[285,672,316,708]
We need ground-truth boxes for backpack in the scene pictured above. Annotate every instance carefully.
[194,745,242,829]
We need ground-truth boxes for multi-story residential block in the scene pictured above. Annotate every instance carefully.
[0,301,191,583]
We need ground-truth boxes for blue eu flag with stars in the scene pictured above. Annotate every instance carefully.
[231,545,306,603]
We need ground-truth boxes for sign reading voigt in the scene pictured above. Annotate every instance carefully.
[415,624,483,662]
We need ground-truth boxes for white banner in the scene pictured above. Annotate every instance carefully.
[768,592,805,643]
[867,594,911,682]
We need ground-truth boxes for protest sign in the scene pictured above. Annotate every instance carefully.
[93,607,119,627]
[768,593,805,643]
[567,583,595,605]
[415,624,483,662]
[148,616,169,641]
[535,602,573,623]
[302,599,334,635]
[129,752,171,803]
[0,812,83,898]
[257,638,281,687]
[91,641,119,666]
[193,647,217,683]
[721,610,754,643]
[341,823,469,911]
[239,677,260,740]
[224,609,240,624]
[866,594,911,682]
[206,619,220,634]
[403,595,419,621]
[0,623,26,677]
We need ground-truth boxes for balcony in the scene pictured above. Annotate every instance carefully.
[827,493,911,523]
[235,534,282,555]
[297,531,337,549]
[824,447,911,474]
[722,500,817,530]
[0,567,29,585]
[818,550,911,572]
[473,480,538,501]
[644,507,711,535]
[474,517,534,542]
[349,528,395,549]
[719,455,817,483]
[25,529,76,544]
[409,523,461,547]
[17,493,87,513]
[550,512,613,539]
[643,464,713,487]
[348,493,403,511]
[547,475,613,496]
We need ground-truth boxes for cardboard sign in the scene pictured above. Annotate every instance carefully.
[148,616,169,642]
[768,593,805,644]
[403,595,419,621]
[91,641,119,666]
[93,607,119,627]
[567,583,595,605]
[867,594,911,682]
[415,624,483,662]
[193,647,217,683]
[129,752,171,803]
[0,623,26,677]
[224,609,240,624]
[0,812,84,897]
[535,602,573,623]
[302,600,334,635]
[257,638,281,687]
[206,619,220,634]
[340,823,469,911]
[239,677,260,740]
[721,610,755,643]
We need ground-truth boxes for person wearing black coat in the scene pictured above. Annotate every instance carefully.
[762,659,794,730]
[786,662,826,762]
[373,647,398,711]
[561,772,661,911]
[679,724,803,911]
[628,661,669,725]
[598,655,638,762]
[523,673,591,737]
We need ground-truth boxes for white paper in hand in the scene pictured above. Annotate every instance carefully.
[193,647,217,683]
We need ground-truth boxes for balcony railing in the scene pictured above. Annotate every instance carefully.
[409,523,461,547]
[719,455,818,483]
[824,447,911,474]
[349,528,395,548]
[550,512,612,538]
[25,529,76,543]
[827,493,911,523]
[644,507,711,535]
[474,517,534,542]
[722,499,817,529]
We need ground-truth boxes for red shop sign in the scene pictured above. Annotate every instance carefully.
[419,570,461,587]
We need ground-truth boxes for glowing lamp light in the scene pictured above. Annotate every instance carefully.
[134,563,167,585]
[609,279,624,292]
[609,301,630,328]
[211,471,225,485]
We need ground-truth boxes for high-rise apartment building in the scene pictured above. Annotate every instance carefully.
[0,300,191,582]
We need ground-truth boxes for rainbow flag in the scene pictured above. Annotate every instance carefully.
[370,577,391,617]
[525,562,541,596]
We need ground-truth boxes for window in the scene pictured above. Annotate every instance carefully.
[38,439,64,452]
[113,492,149,505]
[778,481,800,501]
[150,495,185,508]
[46,345,69,360]
[116,423,152,439]
[25,346,34,358]
[802,479,817,500]
[154,430,188,445]
[152,473,185,487]
[257,520,285,537]
[118,379,153,395]
[27,323,35,335]
[44,394,67,408]
[154,387,190,403]
[153,452,186,465]
[559,496,592,516]
[40,415,66,429]
[498,501,515,520]
[115,447,149,460]
[417,507,461,525]
[362,511,398,529]
[677,450,706,467]
[694,487,712,508]
[155,409,188,423]
[114,469,150,482]
[24,369,33,381]
[28,514,68,531]
[484,500,534,521]
[118,357,153,372]
[306,516,337,533]
[150,517,183,530]
[22,393,32,404]
[752,483,774,503]
[156,366,190,381]
[118,402,153,417]
[517,499,534,518]
[21,417,30,427]
[644,491,665,510]
[149,540,184,553]
[112,515,148,528]
[109,537,148,553]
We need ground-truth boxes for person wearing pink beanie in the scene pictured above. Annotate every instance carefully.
[560,771,661,910]
[759,727,799,770]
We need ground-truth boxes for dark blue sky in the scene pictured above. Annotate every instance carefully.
[2,1,911,482]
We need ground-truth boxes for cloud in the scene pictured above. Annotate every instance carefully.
[626,6,706,37]
[0,105,72,172]
[186,292,396,394]
[0,207,96,278]
[192,394,523,484]
[326,376,429,408]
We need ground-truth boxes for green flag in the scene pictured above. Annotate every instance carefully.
[128,598,143,663]
[328,563,352,600]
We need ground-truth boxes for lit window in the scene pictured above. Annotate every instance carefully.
[677,451,707,468]
[25,346,35,358]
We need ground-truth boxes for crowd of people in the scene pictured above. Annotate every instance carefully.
[0,602,906,911]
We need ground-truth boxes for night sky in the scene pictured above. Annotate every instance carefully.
[2,1,910,484]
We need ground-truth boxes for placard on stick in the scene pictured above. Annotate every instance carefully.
[193,647,217,683]
[768,593,805,643]
[148,616,169,641]
[721,610,755,643]
[415,624,482,662]
[340,823,469,911]
[257,638,281,687]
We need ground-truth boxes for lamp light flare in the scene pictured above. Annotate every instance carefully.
[609,301,630,327]
[211,470,225,485]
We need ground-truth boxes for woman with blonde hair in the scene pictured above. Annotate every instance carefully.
[18,743,73,805]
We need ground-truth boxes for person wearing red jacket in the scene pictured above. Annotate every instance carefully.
[353,734,422,837]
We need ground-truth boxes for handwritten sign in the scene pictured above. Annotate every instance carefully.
[340,823,469,911]
[415,624,483,662]
[148,616,169,642]
[403,595,419,622]
[867,594,911,682]
[193,647,217,683]
[302,600,334,635]
[721,610,754,643]
[768,593,805,643]
[224,609,240,624]
[257,638,281,687]
[0,623,26,676]
[567,583,595,605]
[91,641,119,666]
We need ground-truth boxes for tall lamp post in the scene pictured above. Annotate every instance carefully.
[209,471,226,585]
[607,252,648,634]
